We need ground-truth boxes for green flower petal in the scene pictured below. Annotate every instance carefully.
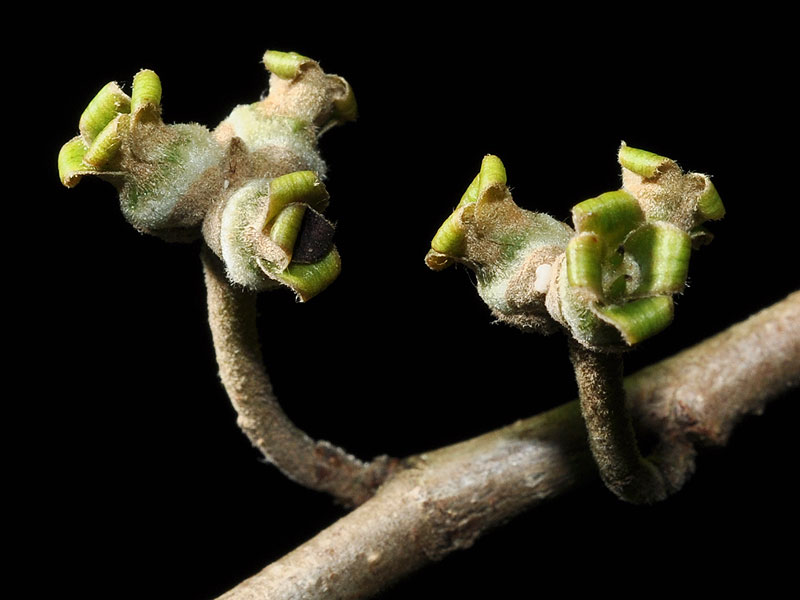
[58,136,96,188]
[618,143,672,178]
[478,154,507,197]
[269,203,308,259]
[263,50,313,79]
[131,69,162,122]
[696,178,725,221]
[83,114,128,168]
[594,296,674,345]
[263,171,329,229]
[268,248,342,302]
[572,190,644,250]
[623,222,691,297]
[79,82,131,144]
[566,232,604,301]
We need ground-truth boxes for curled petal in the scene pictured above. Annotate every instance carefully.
[571,190,644,250]
[427,173,481,267]
[618,143,674,178]
[79,82,130,143]
[477,155,507,198]
[131,69,162,123]
[269,203,308,260]
[58,137,97,188]
[623,222,691,297]
[263,50,313,80]
[263,171,329,229]
[696,178,725,221]
[264,248,342,302]
[566,232,604,301]
[83,114,128,168]
[594,296,674,345]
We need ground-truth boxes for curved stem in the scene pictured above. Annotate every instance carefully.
[202,247,398,506]
[568,340,669,503]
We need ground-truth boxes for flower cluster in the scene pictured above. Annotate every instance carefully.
[426,144,724,349]
[58,50,356,301]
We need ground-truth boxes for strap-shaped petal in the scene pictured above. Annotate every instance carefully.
[131,69,162,122]
[269,202,308,259]
[696,178,725,221]
[477,155,507,198]
[623,222,691,297]
[572,190,644,251]
[430,211,469,259]
[262,248,342,302]
[58,137,97,188]
[263,50,313,80]
[618,143,674,178]
[594,296,674,345]
[83,114,128,168]
[262,171,329,229]
[458,173,481,208]
[428,173,481,261]
[566,232,604,301]
[79,82,131,144]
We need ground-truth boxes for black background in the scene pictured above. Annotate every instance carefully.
[25,10,798,599]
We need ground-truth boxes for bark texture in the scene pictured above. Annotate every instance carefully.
[216,290,799,600]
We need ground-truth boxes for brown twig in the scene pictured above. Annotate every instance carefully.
[203,247,398,507]
[216,290,800,600]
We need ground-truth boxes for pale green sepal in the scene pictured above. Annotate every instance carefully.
[58,136,97,187]
[265,248,342,302]
[696,178,725,221]
[131,70,162,121]
[572,190,644,250]
[478,155,507,197]
[83,114,128,168]
[623,222,691,297]
[263,50,312,79]
[263,171,329,229]
[618,143,672,178]
[79,82,131,144]
[269,203,308,258]
[594,296,674,345]
[566,232,604,300]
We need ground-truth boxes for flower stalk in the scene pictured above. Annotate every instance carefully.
[568,340,668,503]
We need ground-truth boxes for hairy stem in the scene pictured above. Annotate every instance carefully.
[568,340,669,503]
[217,291,800,600]
[202,247,397,507]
